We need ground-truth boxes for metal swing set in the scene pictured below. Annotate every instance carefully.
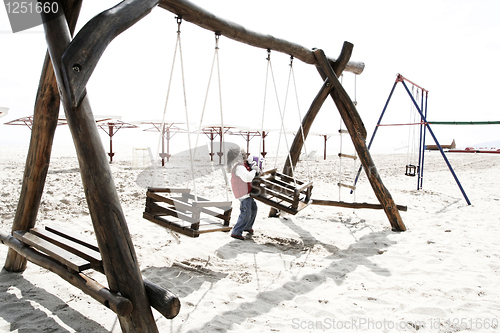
[353,73,471,205]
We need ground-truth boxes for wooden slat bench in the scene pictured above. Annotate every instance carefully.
[144,187,233,237]
[2,226,180,319]
[250,168,313,215]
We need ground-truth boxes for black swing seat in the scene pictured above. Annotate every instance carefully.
[405,164,419,177]
[143,187,233,238]
[250,168,313,215]
[8,225,181,319]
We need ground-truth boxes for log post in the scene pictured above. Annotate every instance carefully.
[313,49,406,231]
[282,42,354,176]
[40,5,158,333]
[4,0,83,273]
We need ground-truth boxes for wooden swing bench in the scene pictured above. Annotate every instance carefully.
[0,225,180,319]
[143,187,233,237]
[250,168,313,215]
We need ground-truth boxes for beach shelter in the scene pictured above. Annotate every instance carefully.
[228,127,271,158]
[197,124,236,164]
[95,116,138,163]
[4,114,67,129]
[138,120,186,165]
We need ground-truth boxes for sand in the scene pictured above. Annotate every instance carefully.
[1,145,499,332]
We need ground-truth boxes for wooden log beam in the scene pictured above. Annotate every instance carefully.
[158,0,364,74]
[61,0,159,107]
[314,50,367,141]
[60,0,365,108]
[4,0,83,273]
[313,49,406,231]
[143,279,181,319]
[311,199,408,211]
[0,232,133,317]
[40,5,159,332]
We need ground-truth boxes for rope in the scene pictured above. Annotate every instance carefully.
[152,16,188,243]
[267,52,297,186]
[174,17,198,200]
[289,56,311,182]
[152,17,184,188]
[192,33,230,201]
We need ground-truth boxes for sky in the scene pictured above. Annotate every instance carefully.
[1,0,500,156]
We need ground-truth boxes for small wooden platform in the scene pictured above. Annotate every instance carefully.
[143,187,233,237]
[250,168,313,215]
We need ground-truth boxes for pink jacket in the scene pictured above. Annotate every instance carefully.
[231,162,255,199]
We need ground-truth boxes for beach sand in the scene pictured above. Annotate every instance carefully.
[1,145,499,332]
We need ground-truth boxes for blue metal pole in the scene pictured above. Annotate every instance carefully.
[351,80,399,193]
[401,81,471,205]
[419,92,428,190]
[416,90,423,190]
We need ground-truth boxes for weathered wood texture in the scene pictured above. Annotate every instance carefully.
[5,0,83,273]
[313,49,406,231]
[158,0,365,75]
[268,42,353,218]
[40,6,159,333]
[144,188,232,237]
[3,225,181,320]
[61,0,159,107]
[0,231,133,317]
[311,199,408,211]
[61,0,364,109]
[144,279,181,319]
[281,42,354,177]
[251,169,313,215]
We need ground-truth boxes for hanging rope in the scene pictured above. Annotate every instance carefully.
[152,16,184,188]
[259,50,298,186]
[288,56,311,182]
[173,18,198,201]
[151,16,190,243]
[192,32,230,201]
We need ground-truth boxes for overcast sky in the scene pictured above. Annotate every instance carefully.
[1,0,499,155]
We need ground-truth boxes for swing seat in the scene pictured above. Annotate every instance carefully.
[143,187,233,237]
[250,168,313,215]
[405,164,419,177]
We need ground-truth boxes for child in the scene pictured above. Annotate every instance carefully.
[226,148,261,240]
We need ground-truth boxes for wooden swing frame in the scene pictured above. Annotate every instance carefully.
[2,1,404,332]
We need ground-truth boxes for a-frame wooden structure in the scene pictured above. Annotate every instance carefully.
[2,1,405,332]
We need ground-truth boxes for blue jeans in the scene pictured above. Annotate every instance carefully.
[232,197,257,236]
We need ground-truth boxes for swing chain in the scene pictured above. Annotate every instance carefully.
[289,55,294,67]
[266,48,271,61]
